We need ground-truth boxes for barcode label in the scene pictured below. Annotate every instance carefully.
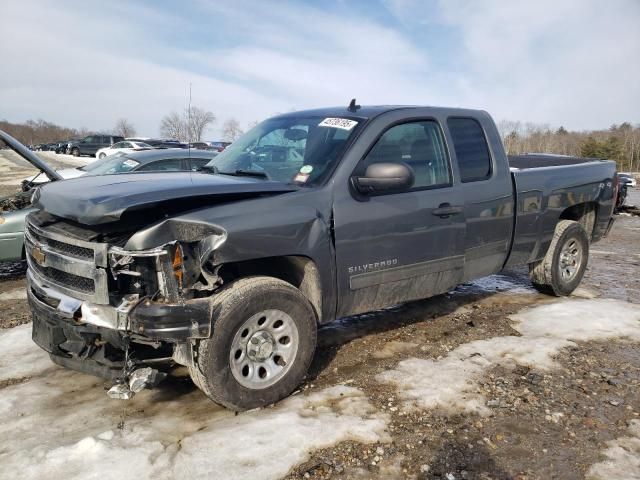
[318,118,358,131]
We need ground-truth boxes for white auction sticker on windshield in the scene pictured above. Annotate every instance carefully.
[318,118,358,131]
[123,159,140,168]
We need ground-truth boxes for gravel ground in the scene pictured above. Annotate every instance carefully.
[0,168,638,479]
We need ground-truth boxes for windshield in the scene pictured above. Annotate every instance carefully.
[84,155,140,175]
[205,115,362,185]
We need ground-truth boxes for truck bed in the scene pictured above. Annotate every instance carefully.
[505,156,617,269]
[508,154,606,169]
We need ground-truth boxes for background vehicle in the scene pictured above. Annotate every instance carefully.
[189,142,214,150]
[616,172,635,209]
[68,135,124,157]
[618,172,636,188]
[129,138,189,149]
[23,148,218,186]
[54,141,71,154]
[82,148,218,175]
[95,141,152,159]
[208,141,231,152]
[23,105,617,411]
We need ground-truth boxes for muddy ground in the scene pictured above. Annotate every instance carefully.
[0,154,638,479]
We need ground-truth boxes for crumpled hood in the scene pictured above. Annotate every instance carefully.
[32,171,298,225]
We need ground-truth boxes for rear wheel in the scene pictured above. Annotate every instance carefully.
[99,153,106,159]
[190,276,317,411]
[529,220,589,296]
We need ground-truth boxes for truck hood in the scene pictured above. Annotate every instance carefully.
[32,172,298,225]
[0,129,62,181]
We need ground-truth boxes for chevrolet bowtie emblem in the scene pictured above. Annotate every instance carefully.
[31,245,46,265]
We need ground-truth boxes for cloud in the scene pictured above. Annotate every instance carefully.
[387,0,640,128]
[0,0,638,136]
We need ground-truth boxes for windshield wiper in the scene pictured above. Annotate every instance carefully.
[219,169,270,179]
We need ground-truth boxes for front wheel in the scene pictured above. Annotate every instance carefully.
[71,148,80,157]
[529,220,589,296]
[190,276,317,411]
[99,153,106,159]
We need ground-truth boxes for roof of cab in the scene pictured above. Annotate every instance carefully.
[272,105,489,121]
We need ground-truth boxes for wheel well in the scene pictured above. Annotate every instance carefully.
[217,256,323,322]
[559,202,597,240]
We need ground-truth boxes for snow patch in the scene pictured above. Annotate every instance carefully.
[171,386,389,480]
[587,420,640,480]
[0,323,53,383]
[0,324,388,480]
[377,299,640,415]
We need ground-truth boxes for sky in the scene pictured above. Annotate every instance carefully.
[1,0,639,138]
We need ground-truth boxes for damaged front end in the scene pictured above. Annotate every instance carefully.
[26,212,227,399]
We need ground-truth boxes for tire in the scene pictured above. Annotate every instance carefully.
[72,148,80,157]
[99,153,106,159]
[529,220,589,296]
[191,276,317,411]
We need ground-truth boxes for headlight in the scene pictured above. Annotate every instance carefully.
[109,243,187,302]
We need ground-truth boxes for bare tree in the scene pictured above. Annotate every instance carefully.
[221,118,244,142]
[159,106,215,142]
[114,118,136,138]
[159,111,186,141]
[187,107,216,142]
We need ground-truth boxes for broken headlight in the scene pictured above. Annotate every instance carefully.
[108,243,188,302]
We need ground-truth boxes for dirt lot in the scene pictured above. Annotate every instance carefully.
[0,169,638,479]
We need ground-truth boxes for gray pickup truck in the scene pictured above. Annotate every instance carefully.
[24,104,617,410]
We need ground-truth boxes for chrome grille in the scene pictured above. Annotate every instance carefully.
[25,218,110,304]
[28,228,94,260]
[29,261,95,293]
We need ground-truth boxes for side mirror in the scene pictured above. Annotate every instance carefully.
[353,162,414,194]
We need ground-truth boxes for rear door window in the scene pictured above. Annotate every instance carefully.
[447,118,492,182]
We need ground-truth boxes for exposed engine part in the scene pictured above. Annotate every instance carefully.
[107,383,134,400]
[107,367,167,400]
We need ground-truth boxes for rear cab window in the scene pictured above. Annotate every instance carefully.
[447,118,492,182]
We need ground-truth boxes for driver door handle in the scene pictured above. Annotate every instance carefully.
[432,203,463,218]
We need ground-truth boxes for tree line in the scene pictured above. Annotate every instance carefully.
[498,120,640,172]
[1,106,247,146]
[3,113,638,172]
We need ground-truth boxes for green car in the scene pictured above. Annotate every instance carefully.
[0,207,36,262]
